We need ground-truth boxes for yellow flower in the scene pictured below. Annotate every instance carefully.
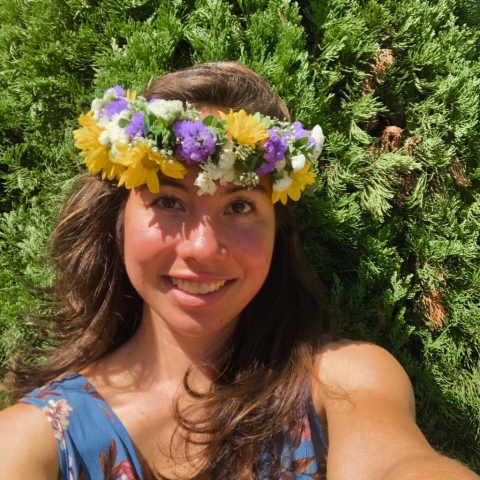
[271,163,316,205]
[219,109,268,148]
[159,156,188,179]
[126,89,137,101]
[115,142,187,193]
[73,113,125,181]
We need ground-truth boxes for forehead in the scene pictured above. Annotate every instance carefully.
[198,105,227,119]
[158,163,272,197]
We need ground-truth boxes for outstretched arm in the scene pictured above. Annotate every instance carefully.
[0,403,59,480]
[312,340,479,480]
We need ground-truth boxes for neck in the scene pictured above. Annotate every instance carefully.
[98,305,237,391]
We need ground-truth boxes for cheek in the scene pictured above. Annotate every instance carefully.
[123,204,176,282]
[125,220,159,262]
[229,223,275,281]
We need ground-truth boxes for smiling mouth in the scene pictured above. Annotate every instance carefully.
[170,277,227,295]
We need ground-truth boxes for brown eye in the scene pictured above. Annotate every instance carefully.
[155,196,183,210]
[161,197,178,209]
[226,201,253,214]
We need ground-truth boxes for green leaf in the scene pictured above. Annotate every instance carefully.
[153,117,168,130]
[202,115,218,127]
[302,177,319,196]
[118,118,129,128]
[244,155,260,171]
[294,137,309,148]
[143,116,151,136]
[270,170,284,182]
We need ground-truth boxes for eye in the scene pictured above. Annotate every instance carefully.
[155,195,184,210]
[225,200,255,215]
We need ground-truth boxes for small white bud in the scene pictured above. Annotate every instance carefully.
[98,130,110,146]
[275,159,286,171]
[272,172,293,192]
[91,98,103,112]
[291,154,306,172]
[310,125,325,163]
[147,99,183,123]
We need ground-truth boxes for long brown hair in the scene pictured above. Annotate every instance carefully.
[7,62,327,479]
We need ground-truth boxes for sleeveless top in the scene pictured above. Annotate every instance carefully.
[20,373,328,479]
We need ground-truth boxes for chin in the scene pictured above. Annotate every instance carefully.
[144,304,241,340]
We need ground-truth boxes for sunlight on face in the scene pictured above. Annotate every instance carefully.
[123,164,276,340]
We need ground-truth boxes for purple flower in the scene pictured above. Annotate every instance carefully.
[257,129,288,176]
[174,120,216,164]
[104,85,126,98]
[292,121,316,147]
[101,98,128,120]
[124,112,145,137]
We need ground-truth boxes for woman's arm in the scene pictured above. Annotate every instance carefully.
[312,340,479,480]
[0,403,59,479]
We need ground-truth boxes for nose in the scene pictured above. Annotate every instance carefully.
[175,217,227,264]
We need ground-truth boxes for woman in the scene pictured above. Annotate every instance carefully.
[0,62,478,480]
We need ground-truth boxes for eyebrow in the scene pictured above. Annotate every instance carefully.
[222,184,269,196]
[159,178,190,192]
[159,178,269,196]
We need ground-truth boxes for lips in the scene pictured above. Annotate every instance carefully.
[170,277,227,295]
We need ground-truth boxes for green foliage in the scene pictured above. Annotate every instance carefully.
[1,0,480,472]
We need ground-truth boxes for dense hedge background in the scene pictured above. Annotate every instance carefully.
[1,0,480,471]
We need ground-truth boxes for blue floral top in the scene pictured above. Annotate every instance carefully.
[20,373,327,479]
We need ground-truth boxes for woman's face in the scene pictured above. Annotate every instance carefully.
[123,165,276,340]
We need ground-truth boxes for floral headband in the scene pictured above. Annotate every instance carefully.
[73,85,325,204]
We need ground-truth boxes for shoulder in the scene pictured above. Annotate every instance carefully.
[313,339,414,413]
[0,403,59,479]
[311,340,434,479]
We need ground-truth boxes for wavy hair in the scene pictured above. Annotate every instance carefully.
[7,62,328,479]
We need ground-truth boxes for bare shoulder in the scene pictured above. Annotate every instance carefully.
[313,339,414,412]
[311,339,480,479]
[0,403,59,479]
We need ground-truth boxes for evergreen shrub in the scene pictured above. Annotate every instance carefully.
[1,0,479,471]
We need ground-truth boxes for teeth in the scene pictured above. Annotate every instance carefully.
[170,277,227,295]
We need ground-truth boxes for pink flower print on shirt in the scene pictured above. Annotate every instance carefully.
[100,439,138,480]
[42,398,73,450]
[300,415,312,442]
[120,460,136,480]
[69,455,85,480]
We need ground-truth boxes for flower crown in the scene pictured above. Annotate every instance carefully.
[73,85,325,204]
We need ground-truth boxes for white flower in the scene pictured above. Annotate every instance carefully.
[107,120,129,144]
[194,156,238,194]
[195,172,218,195]
[103,87,120,102]
[93,110,107,126]
[205,161,222,180]
[98,120,129,146]
[92,88,123,117]
[234,171,259,188]
[275,159,286,171]
[147,99,184,124]
[291,154,306,172]
[272,172,293,192]
[91,98,103,112]
[310,125,325,163]
[98,130,110,145]
[218,141,237,169]
[218,168,236,185]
